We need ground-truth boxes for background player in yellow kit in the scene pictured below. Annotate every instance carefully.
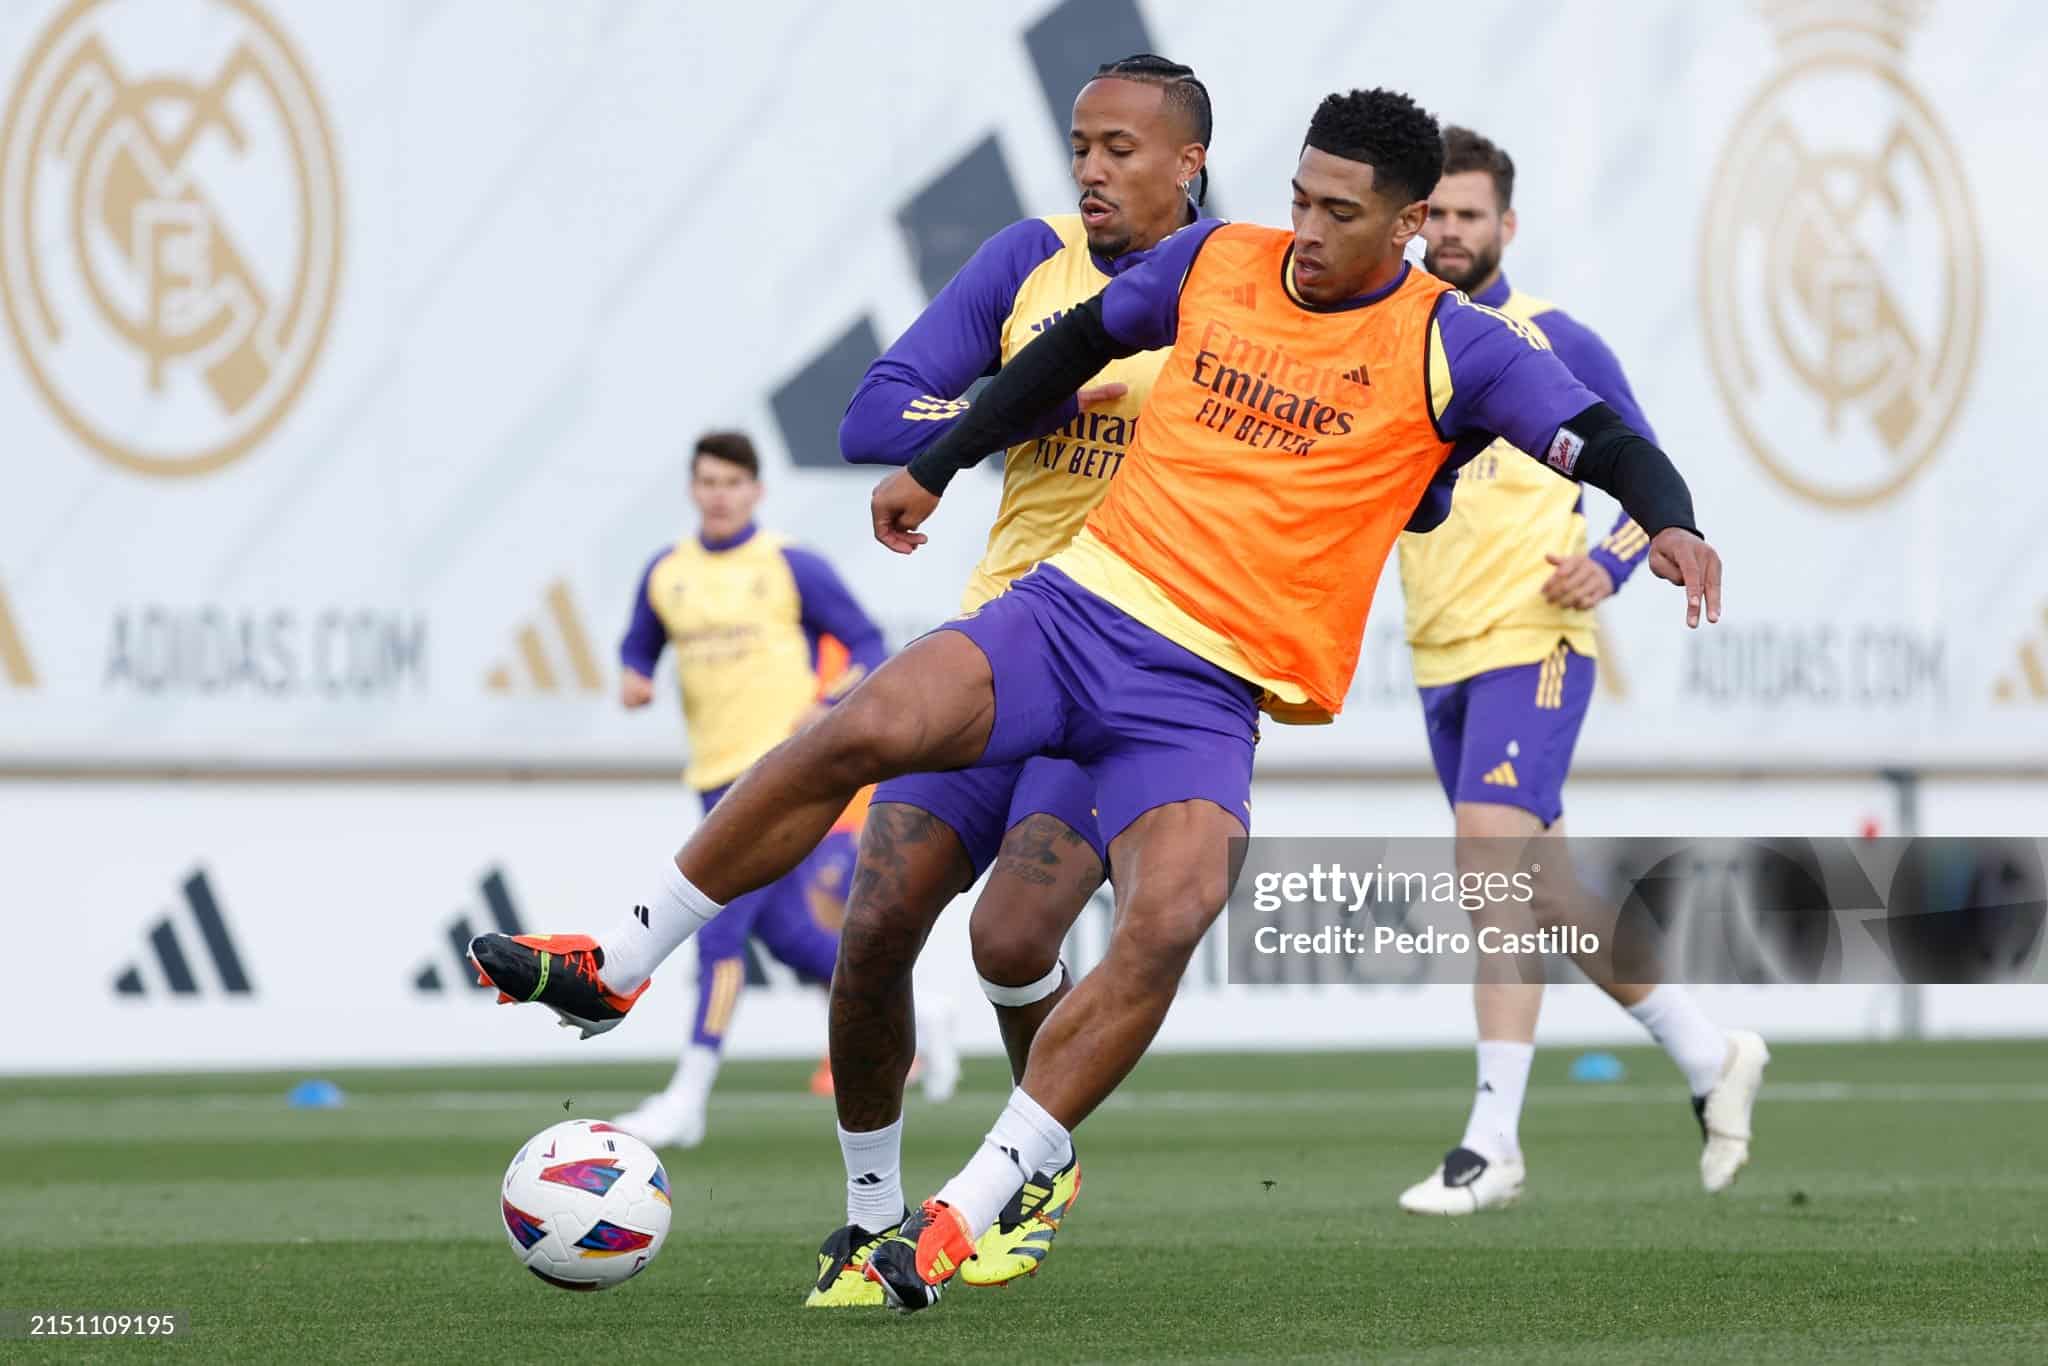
[604,432,914,1149]
[1393,128,1766,1214]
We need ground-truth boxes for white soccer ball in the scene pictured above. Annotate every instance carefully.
[500,1118,673,1291]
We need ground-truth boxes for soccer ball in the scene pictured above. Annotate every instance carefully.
[500,1118,673,1291]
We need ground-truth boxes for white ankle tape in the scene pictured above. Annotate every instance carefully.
[979,960,1065,1008]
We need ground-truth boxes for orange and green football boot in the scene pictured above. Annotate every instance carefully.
[468,933,646,1039]
[961,1149,1080,1286]
[862,1198,975,1313]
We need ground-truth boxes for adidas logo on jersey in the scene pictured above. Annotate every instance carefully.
[413,868,528,992]
[1992,600,2048,702]
[485,579,603,696]
[1481,761,1519,788]
[1340,364,1370,387]
[1225,282,1256,308]
[112,870,253,998]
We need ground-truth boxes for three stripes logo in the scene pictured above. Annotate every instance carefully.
[413,868,527,993]
[485,579,602,697]
[1340,365,1370,388]
[0,583,37,689]
[1481,761,1519,789]
[1597,521,1651,562]
[1225,282,1257,309]
[112,870,253,999]
[1992,599,2048,703]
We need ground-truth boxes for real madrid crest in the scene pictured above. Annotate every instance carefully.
[1699,0,1981,508]
[0,0,343,478]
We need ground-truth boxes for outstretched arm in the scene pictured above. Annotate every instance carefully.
[1433,296,1720,626]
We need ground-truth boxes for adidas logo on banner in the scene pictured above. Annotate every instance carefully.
[485,580,602,696]
[1992,600,2048,702]
[1481,761,1519,788]
[113,870,253,998]
[0,582,38,689]
[414,868,528,993]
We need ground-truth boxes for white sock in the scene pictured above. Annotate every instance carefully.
[838,1117,905,1232]
[596,858,722,992]
[668,1042,720,1117]
[934,1087,1073,1239]
[1628,985,1730,1095]
[1459,1039,1534,1162]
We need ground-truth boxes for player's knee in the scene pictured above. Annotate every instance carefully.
[968,900,1063,992]
[803,690,924,784]
[832,895,919,988]
[1111,875,1225,985]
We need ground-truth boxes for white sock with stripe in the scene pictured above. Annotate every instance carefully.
[1459,1040,1534,1162]
[838,1118,905,1233]
[934,1087,1073,1239]
[596,858,723,992]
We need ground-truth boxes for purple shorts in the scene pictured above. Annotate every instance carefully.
[1418,643,1595,827]
[936,564,1259,850]
[873,756,1103,880]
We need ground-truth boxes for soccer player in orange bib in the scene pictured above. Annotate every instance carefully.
[469,87,1723,1314]
[1393,128,1766,1216]
[809,55,1217,1306]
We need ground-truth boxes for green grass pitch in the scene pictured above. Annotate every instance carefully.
[3,1040,2044,1363]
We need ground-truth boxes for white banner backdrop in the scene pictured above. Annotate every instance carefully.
[0,0,2043,772]
[8,773,2042,1075]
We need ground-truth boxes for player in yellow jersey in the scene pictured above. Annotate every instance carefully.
[1393,129,1766,1214]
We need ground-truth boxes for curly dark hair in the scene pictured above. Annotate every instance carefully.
[1442,125,1515,210]
[1091,53,1212,205]
[1303,88,1443,205]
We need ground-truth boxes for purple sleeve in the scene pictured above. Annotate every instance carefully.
[619,550,668,675]
[1098,219,1228,352]
[839,219,1070,466]
[1534,307,1656,587]
[1432,293,1603,466]
[1532,308,1656,444]
[783,547,886,699]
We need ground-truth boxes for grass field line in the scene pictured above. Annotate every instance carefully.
[5,1077,2046,1128]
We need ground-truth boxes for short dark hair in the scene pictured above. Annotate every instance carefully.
[692,431,759,478]
[1303,88,1443,205]
[1091,53,1213,205]
[1441,126,1515,211]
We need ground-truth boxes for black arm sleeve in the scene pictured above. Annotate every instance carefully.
[905,292,1135,496]
[1561,403,1701,540]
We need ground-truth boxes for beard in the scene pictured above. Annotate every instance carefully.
[1425,239,1501,292]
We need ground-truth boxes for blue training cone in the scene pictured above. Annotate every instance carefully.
[1569,1051,1626,1083]
[286,1079,346,1108]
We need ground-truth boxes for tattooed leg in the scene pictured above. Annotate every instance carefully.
[828,803,974,1131]
[969,814,1106,1083]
